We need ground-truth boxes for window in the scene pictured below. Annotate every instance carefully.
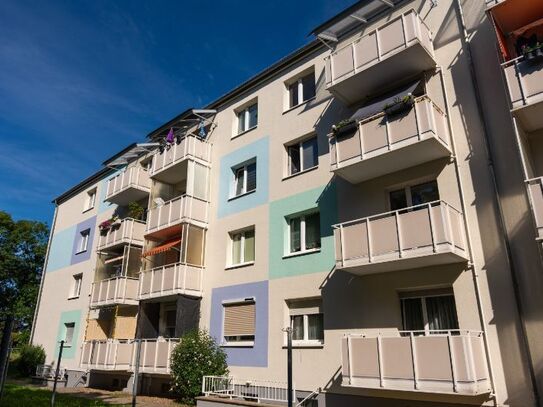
[84,189,97,211]
[159,302,177,338]
[70,274,82,298]
[288,71,316,108]
[229,228,255,266]
[289,299,324,345]
[77,229,91,253]
[232,161,256,197]
[389,180,439,211]
[223,300,256,345]
[288,212,321,254]
[64,322,75,346]
[400,289,459,333]
[237,102,258,134]
[287,136,318,176]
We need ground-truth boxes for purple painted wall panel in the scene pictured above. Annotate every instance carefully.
[70,215,96,265]
[210,281,268,367]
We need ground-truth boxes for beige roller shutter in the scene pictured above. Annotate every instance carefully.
[223,302,256,337]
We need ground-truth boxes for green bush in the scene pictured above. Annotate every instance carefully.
[170,330,228,405]
[16,344,46,377]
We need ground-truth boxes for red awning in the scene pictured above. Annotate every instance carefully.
[141,238,181,258]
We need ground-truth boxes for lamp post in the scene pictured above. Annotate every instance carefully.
[51,340,65,407]
[283,327,293,407]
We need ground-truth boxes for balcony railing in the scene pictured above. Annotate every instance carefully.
[80,340,133,371]
[90,277,139,307]
[485,0,504,8]
[105,166,151,206]
[150,134,211,181]
[202,376,295,404]
[130,338,179,374]
[138,262,204,300]
[502,57,543,132]
[146,195,209,234]
[341,330,491,395]
[526,177,543,240]
[333,201,469,275]
[97,218,145,250]
[324,10,435,104]
[330,96,451,183]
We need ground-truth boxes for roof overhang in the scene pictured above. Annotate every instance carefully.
[103,143,159,168]
[147,108,217,141]
[311,0,406,42]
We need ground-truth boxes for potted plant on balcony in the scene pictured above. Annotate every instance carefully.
[332,119,357,137]
[383,93,415,116]
[98,215,119,232]
[127,201,145,220]
[523,43,543,63]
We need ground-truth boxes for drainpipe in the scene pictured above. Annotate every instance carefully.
[451,0,541,404]
[30,204,59,344]
[438,67,497,404]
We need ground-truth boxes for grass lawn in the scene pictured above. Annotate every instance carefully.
[0,384,129,406]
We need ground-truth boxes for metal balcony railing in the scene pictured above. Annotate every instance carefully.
[130,338,180,374]
[105,166,151,205]
[80,340,133,371]
[90,276,139,307]
[146,195,209,234]
[150,134,211,178]
[138,261,203,300]
[97,218,145,250]
[202,376,295,404]
[526,176,543,240]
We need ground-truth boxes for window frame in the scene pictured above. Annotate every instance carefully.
[286,135,318,178]
[388,179,439,211]
[286,70,316,111]
[77,229,91,254]
[231,160,257,199]
[290,313,324,345]
[64,322,75,347]
[222,299,256,347]
[400,291,459,334]
[285,211,321,257]
[83,188,97,212]
[236,102,258,135]
[227,227,255,268]
[69,273,83,299]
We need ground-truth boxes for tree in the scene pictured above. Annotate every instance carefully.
[170,330,228,405]
[0,211,48,346]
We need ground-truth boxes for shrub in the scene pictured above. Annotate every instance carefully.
[170,330,228,405]
[16,344,46,377]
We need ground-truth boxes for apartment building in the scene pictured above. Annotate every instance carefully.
[30,0,543,406]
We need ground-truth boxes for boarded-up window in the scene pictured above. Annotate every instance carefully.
[223,301,256,343]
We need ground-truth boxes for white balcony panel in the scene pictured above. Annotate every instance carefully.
[129,339,179,375]
[97,218,145,250]
[80,340,133,371]
[90,277,139,308]
[341,331,491,395]
[138,262,203,300]
[527,177,543,240]
[146,195,209,235]
[105,166,151,206]
[334,201,469,275]
[330,96,451,183]
[325,10,436,105]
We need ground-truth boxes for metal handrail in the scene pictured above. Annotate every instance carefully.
[140,260,204,275]
[345,329,484,337]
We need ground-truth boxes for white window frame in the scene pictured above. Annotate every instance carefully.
[77,229,90,254]
[64,322,75,347]
[69,274,83,299]
[388,179,439,211]
[227,227,255,268]
[290,313,324,346]
[231,161,256,198]
[236,102,258,135]
[286,212,321,257]
[84,188,97,212]
[287,71,316,109]
[400,292,458,334]
[286,136,318,177]
[159,302,177,338]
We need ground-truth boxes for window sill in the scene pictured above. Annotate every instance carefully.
[67,296,80,300]
[74,249,87,255]
[282,248,321,259]
[282,96,316,115]
[221,342,255,348]
[282,165,318,181]
[232,126,258,140]
[225,262,255,270]
[282,342,324,349]
[228,189,256,202]
[82,206,95,214]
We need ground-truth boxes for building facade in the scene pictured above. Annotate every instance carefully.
[31,0,543,406]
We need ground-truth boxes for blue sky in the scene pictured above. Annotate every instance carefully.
[0,0,354,225]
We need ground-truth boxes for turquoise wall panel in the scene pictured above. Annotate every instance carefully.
[55,309,82,360]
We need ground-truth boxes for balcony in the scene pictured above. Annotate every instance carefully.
[502,57,543,132]
[325,10,435,105]
[150,134,211,184]
[80,340,133,371]
[146,195,209,237]
[527,177,543,240]
[341,331,491,395]
[130,338,179,374]
[97,218,145,250]
[138,262,203,300]
[330,96,451,183]
[105,166,151,206]
[485,0,504,8]
[333,201,469,275]
[90,277,139,308]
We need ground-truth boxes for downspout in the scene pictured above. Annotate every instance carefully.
[30,204,59,344]
[438,67,497,403]
[452,0,541,404]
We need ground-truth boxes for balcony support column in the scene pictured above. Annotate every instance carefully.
[447,333,458,393]
[366,220,373,263]
[376,334,384,388]
[428,203,437,253]
[409,332,419,390]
